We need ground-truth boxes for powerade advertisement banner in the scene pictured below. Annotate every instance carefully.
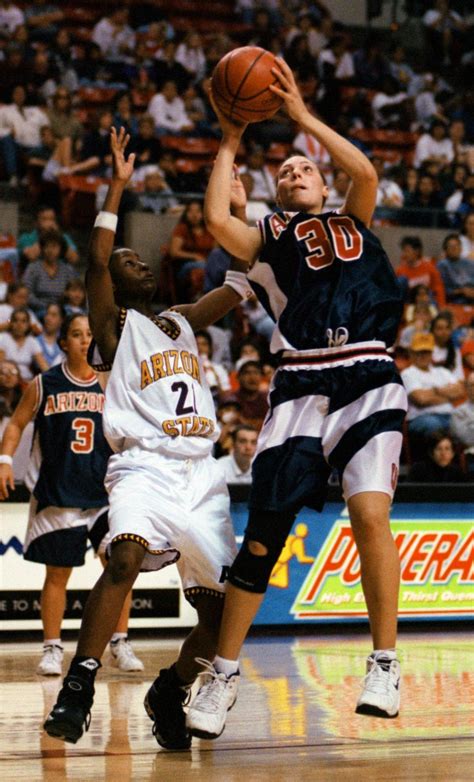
[231,502,474,624]
[1,499,473,628]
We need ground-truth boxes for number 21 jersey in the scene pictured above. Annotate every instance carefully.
[89,309,218,458]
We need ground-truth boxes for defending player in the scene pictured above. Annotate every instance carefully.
[0,314,143,675]
[43,127,252,748]
[185,58,408,738]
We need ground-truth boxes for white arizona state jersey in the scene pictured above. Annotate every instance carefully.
[89,308,219,457]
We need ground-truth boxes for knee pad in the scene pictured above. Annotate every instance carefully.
[228,510,296,594]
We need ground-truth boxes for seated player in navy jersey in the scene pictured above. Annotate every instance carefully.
[0,314,143,676]
[186,58,408,738]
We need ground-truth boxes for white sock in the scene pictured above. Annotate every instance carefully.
[110,632,127,644]
[214,654,239,677]
[43,638,62,648]
[372,649,397,660]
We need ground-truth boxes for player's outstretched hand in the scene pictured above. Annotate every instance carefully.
[208,83,248,140]
[269,58,308,123]
[110,126,136,184]
[0,464,15,500]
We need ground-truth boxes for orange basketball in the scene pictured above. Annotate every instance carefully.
[211,46,283,124]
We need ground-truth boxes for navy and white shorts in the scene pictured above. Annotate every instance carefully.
[249,343,408,514]
[23,499,109,567]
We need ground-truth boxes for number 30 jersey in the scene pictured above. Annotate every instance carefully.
[248,210,404,353]
[27,363,111,509]
[89,308,218,458]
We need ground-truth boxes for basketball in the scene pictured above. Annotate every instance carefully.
[211,46,283,124]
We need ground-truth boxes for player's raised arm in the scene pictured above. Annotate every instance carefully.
[0,379,38,499]
[204,94,262,262]
[86,127,136,361]
[270,58,378,226]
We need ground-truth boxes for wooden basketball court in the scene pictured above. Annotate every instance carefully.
[1,630,472,781]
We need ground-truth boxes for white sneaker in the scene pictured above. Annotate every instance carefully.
[186,658,239,739]
[110,638,144,672]
[37,644,64,676]
[355,653,400,718]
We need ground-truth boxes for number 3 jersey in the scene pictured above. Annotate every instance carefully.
[26,363,111,509]
[249,210,404,353]
[89,308,219,458]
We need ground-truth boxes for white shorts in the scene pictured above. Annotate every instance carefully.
[105,448,237,602]
[23,499,109,567]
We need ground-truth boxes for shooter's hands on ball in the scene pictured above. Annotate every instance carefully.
[110,126,136,184]
[269,58,308,123]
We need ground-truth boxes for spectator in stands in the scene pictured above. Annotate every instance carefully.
[62,279,87,317]
[324,169,350,211]
[402,331,464,439]
[239,144,276,203]
[112,91,139,140]
[131,115,162,169]
[371,155,404,208]
[396,236,446,307]
[414,73,448,128]
[422,0,467,69]
[388,42,416,92]
[450,371,474,471]
[218,425,258,485]
[441,162,469,206]
[449,119,472,168]
[18,205,79,268]
[430,312,464,379]
[0,358,22,413]
[460,340,474,378]
[292,129,331,170]
[215,399,242,458]
[459,212,474,261]
[229,359,269,431]
[317,34,354,124]
[73,109,114,176]
[0,2,23,35]
[371,75,412,131]
[92,8,136,62]
[414,120,453,169]
[401,166,419,203]
[398,300,434,350]
[46,88,83,145]
[156,149,200,194]
[70,42,107,86]
[352,33,390,90]
[0,84,49,186]
[153,41,191,93]
[0,282,42,335]
[183,84,218,138]
[25,49,60,104]
[24,0,63,43]
[176,31,206,85]
[35,302,64,368]
[286,34,319,83]
[0,43,28,103]
[437,233,474,304]
[0,307,48,380]
[404,284,438,326]
[169,200,215,301]
[403,173,444,225]
[238,172,271,223]
[285,10,328,58]
[445,173,474,213]
[51,28,76,88]
[148,80,194,136]
[137,167,179,214]
[195,329,231,405]
[22,230,78,317]
[407,431,466,482]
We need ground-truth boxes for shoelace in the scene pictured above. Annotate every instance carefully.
[363,659,396,694]
[192,658,233,714]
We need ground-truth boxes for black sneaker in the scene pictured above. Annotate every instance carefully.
[43,674,94,744]
[144,667,191,750]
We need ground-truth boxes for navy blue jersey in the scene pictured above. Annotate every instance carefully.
[248,210,404,352]
[30,363,111,508]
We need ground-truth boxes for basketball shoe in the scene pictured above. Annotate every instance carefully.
[144,666,192,750]
[355,652,400,718]
[43,673,95,743]
[186,658,239,739]
[110,638,144,672]
[37,644,64,676]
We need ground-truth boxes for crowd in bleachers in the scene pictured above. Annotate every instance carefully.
[0,0,473,481]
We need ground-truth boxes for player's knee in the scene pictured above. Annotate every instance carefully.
[107,541,144,585]
[228,535,281,594]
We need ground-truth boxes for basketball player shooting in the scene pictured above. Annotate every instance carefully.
[185,57,408,740]
[44,127,254,749]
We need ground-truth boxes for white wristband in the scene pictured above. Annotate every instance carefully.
[94,211,118,233]
[0,455,13,466]
[224,270,253,300]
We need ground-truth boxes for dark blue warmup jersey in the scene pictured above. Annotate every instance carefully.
[32,363,111,509]
[248,210,404,352]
